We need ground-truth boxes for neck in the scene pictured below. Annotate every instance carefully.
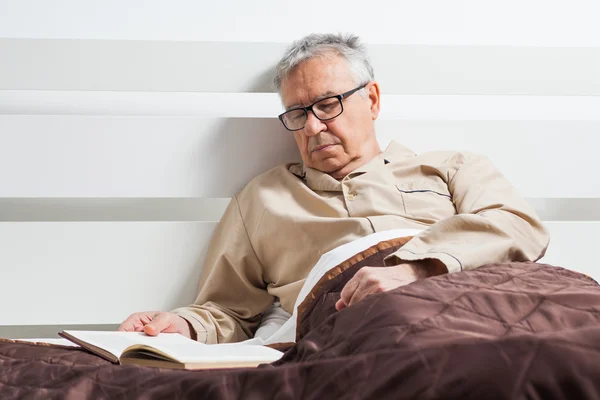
[329,142,382,180]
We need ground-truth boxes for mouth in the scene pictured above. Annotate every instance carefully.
[312,144,336,153]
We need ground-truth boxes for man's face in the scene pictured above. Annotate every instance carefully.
[280,54,380,179]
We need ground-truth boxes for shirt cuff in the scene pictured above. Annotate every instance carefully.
[171,308,210,344]
[383,248,463,274]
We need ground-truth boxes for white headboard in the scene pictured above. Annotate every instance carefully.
[1,0,599,336]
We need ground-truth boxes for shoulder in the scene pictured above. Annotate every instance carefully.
[415,150,487,167]
[234,163,302,225]
[402,150,492,184]
[386,141,487,169]
[238,164,301,197]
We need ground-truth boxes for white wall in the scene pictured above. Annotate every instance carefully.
[0,0,599,330]
[1,0,599,46]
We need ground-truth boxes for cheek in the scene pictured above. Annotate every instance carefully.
[326,121,354,153]
[293,132,310,158]
[325,121,346,143]
[333,112,370,147]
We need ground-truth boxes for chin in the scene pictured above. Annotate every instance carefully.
[309,150,349,174]
[316,159,345,174]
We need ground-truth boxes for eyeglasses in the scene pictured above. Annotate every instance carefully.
[278,83,368,131]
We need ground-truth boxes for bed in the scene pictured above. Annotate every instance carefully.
[2,236,600,399]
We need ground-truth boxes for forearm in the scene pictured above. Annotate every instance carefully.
[172,302,261,344]
[386,208,549,273]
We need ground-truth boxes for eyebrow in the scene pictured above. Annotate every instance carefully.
[285,90,336,111]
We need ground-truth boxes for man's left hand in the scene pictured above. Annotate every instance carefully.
[335,260,447,311]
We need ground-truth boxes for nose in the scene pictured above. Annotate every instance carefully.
[303,110,327,137]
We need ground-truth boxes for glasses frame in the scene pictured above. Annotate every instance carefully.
[278,83,368,132]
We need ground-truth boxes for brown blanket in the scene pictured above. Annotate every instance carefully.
[2,239,600,399]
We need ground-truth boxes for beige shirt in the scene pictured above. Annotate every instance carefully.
[173,141,549,344]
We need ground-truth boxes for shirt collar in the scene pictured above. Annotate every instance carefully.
[302,164,342,191]
[289,141,415,192]
[381,140,417,160]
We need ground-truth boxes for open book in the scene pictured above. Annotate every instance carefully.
[59,330,284,370]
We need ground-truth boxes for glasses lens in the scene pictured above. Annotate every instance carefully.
[282,109,307,130]
[313,97,343,120]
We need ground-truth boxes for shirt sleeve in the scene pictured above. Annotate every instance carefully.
[384,153,550,273]
[171,196,274,344]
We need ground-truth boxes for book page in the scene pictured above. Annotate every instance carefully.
[144,342,284,364]
[60,331,196,359]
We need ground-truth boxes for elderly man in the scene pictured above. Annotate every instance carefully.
[119,33,549,344]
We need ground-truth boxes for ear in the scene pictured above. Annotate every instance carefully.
[367,81,381,120]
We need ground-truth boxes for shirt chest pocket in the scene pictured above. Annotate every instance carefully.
[396,180,457,222]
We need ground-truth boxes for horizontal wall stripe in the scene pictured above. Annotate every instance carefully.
[1,39,599,95]
[1,116,597,198]
[381,95,600,121]
[527,199,600,222]
[0,325,118,339]
[0,91,283,117]
[370,46,600,96]
[0,116,299,198]
[0,198,231,222]
[0,221,596,325]
[0,198,598,222]
[1,1,600,47]
[0,39,284,93]
[3,91,600,120]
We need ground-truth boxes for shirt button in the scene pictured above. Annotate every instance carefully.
[346,192,357,201]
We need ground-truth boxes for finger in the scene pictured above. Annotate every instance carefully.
[346,278,371,307]
[341,267,377,308]
[134,314,153,332]
[339,275,361,309]
[118,312,158,332]
[144,313,178,336]
[118,314,142,332]
[337,277,372,310]
[335,298,347,311]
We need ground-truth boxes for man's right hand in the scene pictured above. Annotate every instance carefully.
[118,311,193,339]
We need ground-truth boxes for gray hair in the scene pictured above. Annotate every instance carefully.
[273,33,374,94]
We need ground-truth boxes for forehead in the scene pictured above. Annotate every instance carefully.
[280,54,356,109]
